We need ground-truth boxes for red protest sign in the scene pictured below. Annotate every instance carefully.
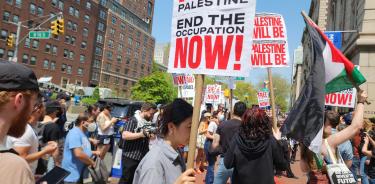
[204,84,222,103]
[250,13,289,68]
[257,91,270,108]
[168,0,256,77]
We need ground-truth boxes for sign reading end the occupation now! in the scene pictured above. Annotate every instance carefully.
[168,0,256,77]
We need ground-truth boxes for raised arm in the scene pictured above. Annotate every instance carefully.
[327,90,367,149]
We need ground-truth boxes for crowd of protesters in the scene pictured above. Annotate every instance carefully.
[1,61,375,184]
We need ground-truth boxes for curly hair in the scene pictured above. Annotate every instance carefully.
[239,108,272,140]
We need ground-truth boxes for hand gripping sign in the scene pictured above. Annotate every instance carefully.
[168,0,257,77]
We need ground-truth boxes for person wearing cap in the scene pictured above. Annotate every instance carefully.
[0,61,40,183]
[39,100,64,172]
[6,94,58,175]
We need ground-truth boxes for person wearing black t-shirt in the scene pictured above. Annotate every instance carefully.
[212,101,247,184]
[40,101,64,172]
[362,133,375,184]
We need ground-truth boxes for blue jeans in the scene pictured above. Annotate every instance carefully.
[361,156,369,184]
[351,156,360,180]
[369,178,375,184]
[213,157,233,184]
[204,140,216,184]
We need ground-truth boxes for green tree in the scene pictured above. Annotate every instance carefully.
[257,74,291,112]
[131,72,177,104]
[81,87,100,105]
[233,81,257,106]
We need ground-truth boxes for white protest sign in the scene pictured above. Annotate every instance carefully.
[257,91,270,108]
[173,74,196,98]
[168,0,256,77]
[325,88,356,108]
[250,13,289,68]
[204,84,222,103]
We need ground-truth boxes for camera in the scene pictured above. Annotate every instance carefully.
[135,123,158,136]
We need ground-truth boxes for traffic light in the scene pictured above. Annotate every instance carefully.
[6,35,14,47]
[51,18,64,35]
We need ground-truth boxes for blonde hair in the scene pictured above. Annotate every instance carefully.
[0,90,34,110]
[364,118,373,132]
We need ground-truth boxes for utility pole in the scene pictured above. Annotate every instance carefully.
[12,22,22,62]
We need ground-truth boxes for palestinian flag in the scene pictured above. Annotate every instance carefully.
[306,17,366,93]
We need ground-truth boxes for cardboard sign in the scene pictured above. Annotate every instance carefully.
[257,91,270,108]
[204,84,222,103]
[168,0,256,77]
[250,13,289,68]
[325,88,356,108]
[173,74,196,98]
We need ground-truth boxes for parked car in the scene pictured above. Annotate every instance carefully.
[97,98,143,120]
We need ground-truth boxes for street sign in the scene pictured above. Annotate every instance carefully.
[235,77,245,81]
[29,31,51,39]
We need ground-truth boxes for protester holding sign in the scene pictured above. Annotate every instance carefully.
[133,99,195,184]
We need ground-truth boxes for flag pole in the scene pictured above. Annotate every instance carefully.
[267,68,278,130]
[187,74,204,169]
[301,11,370,105]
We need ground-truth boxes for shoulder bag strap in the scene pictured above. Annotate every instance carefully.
[324,139,337,164]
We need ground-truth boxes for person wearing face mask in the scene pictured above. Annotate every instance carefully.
[133,98,196,184]
[62,113,101,184]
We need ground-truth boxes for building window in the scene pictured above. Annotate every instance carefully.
[58,1,64,10]
[15,0,22,7]
[12,15,19,23]
[22,54,29,63]
[103,74,110,82]
[124,68,129,74]
[74,9,79,17]
[45,44,51,53]
[97,22,104,31]
[126,58,130,64]
[3,11,10,22]
[81,41,87,49]
[114,77,119,85]
[84,15,90,23]
[78,68,83,76]
[67,65,72,74]
[52,0,58,6]
[32,40,39,49]
[30,4,36,14]
[64,49,68,58]
[80,55,85,63]
[51,61,56,70]
[108,40,114,48]
[69,51,74,59]
[93,59,100,68]
[71,36,76,45]
[107,51,113,60]
[67,21,72,30]
[83,28,88,37]
[92,72,99,81]
[105,63,111,71]
[118,44,124,52]
[95,47,102,56]
[52,45,57,55]
[128,37,133,45]
[127,48,131,55]
[73,23,78,31]
[64,36,70,43]
[37,7,43,16]
[0,48,4,58]
[96,34,103,43]
[61,64,66,72]
[7,50,14,58]
[69,7,74,15]
[117,55,122,63]
[99,10,106,20]
[148,2,153,16]
[123,79,128,85]
[0,30,7,40]
[30,56,36,65]
[120,23,126,30]
[136,41,140,49]
[112,16,117,24]
[119,33,124,41]
[6,0,12,4]
[43,59,49,69]
[110,28,115,36]
[86,2,91,9]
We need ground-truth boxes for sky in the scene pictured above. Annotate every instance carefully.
[151,0,311,85]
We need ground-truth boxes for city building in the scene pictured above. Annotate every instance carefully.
[299,0,375,117]
[0,0,99,87]
[154,42,169,67]
[290,45,303,106]
[0,0,155,98]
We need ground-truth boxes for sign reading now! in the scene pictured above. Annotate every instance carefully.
[168,0,256,77]
[325,88,356,108]
[204,84,222,103]
[250,13,289,68]
[257,91,270,108]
